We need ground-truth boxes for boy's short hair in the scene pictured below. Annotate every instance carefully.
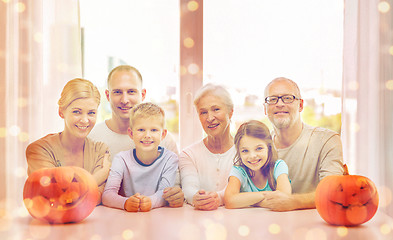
[129,102,165,128]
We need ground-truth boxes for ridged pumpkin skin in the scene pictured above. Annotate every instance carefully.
[23,166,99,224]
[315,165,378,226]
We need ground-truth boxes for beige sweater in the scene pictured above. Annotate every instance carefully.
[26,133,109,193]
[274,124,344,194]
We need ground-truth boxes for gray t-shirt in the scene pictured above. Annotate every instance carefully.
[273,123,344,194]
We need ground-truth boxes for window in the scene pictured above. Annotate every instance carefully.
[80,0,343,149]
[80,0,180,142]
[204,0,343,134]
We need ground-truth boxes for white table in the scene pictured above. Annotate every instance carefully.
[2,205,393,240]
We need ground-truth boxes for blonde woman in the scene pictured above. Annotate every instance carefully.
[26,78,110,204]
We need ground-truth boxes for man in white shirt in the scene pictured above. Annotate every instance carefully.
[260,77,343,211]
[89,65,183,207]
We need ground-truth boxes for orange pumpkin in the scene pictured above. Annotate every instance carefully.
[315,164,379,226]
[23,166,99,224]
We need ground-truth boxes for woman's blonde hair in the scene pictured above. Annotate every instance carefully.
[234,120,278,190]
[58,78,101,109]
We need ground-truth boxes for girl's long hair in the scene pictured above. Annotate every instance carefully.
[233,120,278,190]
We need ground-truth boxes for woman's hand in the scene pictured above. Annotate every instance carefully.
[163,186,184,208]
[193,190,220,210]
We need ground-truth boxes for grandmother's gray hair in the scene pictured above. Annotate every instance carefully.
[193,83,234,111]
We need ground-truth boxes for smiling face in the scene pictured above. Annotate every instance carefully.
[239,135,269,172]
[128,116,167,153]
[106,70,146,122]
[264,79,303,129]
[196,94,233,138]
[60,98,98,139]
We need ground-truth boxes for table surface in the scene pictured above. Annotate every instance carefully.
[2,204,393,240]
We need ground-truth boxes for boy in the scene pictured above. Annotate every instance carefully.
[102,102,179,211]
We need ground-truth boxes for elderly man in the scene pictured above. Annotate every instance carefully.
[89,65,184,207]
[261,77,344,211]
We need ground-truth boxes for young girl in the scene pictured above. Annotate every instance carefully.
[224,120,291,209]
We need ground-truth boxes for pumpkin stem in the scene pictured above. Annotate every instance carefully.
[343,164,349,175]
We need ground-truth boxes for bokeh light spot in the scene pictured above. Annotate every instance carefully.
[9,125,21,136]
[188,63,200,75]
[389,46,393,56]
[380,223,391,235]
[306,228,326,240]
[33,32,43,43]
[268,223,280,234]
[378,1,390,13]
[18,97,28,108]
[204,220,227,240]
[184,37,195,48]
[336,226,348,237]
[187,1,199,12]
[40,176,51,187]
[238,225,250,237]
[180,65,187,76]
[15,2,26,13]
[2,0,11,4]
[122,229,134,240]
[0,128,6,138]
[19,132,30,142]
[385,80,393,90]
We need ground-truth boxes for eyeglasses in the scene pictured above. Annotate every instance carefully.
[265,95,300,105]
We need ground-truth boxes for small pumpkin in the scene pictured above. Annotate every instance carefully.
[23,166,99,224]
[315,164,379,226]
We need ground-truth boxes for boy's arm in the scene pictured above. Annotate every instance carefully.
[102,156,128,210]
[148,153,179,209]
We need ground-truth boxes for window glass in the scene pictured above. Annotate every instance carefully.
[80,0,180,141]
[204,0,343,134]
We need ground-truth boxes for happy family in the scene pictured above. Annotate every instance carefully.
[25,65,344,212]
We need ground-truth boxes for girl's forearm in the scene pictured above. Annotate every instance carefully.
[224,192,264,209]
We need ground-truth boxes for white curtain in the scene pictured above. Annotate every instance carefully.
[0,0,82,215]
[342,0,393,216]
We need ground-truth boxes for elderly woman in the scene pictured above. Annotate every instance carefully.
[26,78,110,204]
[179,83,235,210]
